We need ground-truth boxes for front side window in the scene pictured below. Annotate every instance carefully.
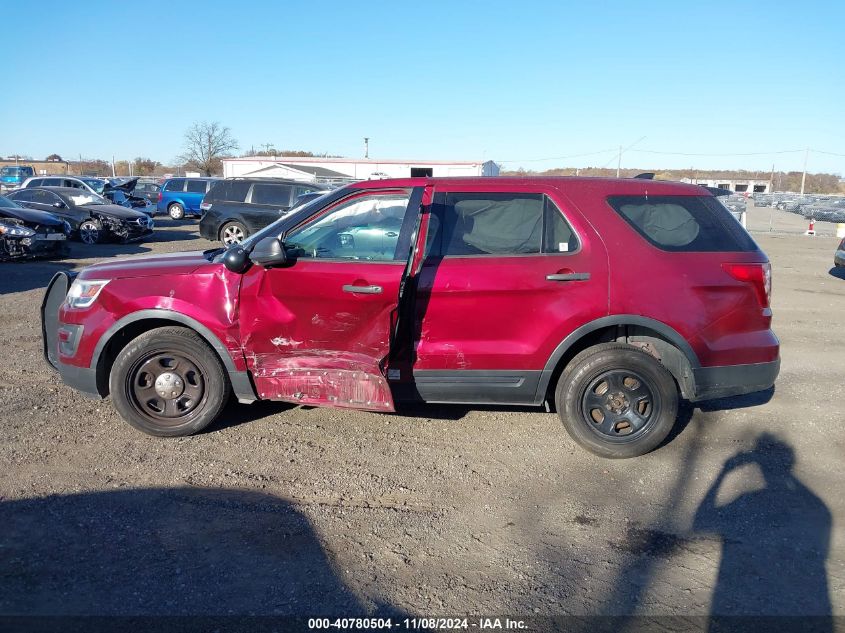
[164,180,184,192]
[285,192,410,262]
[251,183,293,206]
[427,192,578,257]
[43,178,62,186]
[186,180,208,193]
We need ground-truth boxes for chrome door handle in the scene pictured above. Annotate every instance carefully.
[342,284,383,294]
[546,272,590,281]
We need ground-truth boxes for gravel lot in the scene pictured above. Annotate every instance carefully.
[1,213,843,618]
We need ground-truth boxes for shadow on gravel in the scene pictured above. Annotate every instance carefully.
[393,402,541,421]
[597,433,831,632]
[0,260,78,295]
[694,386,774,412]
[693,434,831,621]
[0,487,400,616]
[828,266,845,280]
[205,399,297,433]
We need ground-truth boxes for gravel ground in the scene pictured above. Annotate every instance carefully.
[1,215,843,618]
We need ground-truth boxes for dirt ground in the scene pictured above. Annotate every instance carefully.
[1,213,843,619]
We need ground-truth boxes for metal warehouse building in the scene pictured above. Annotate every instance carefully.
[222,156,499,184]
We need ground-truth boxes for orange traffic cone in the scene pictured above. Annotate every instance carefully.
[805,219,816,236]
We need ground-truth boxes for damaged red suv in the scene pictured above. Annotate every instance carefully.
[42,177,779,458]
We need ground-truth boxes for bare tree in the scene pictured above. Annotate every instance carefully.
[178,121,238,176]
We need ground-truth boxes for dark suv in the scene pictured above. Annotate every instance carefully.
[42,177,779,458]
[199,178,327,245]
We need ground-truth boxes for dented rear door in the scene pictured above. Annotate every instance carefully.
[238,187,422,411]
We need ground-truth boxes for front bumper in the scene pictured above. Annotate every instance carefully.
[41,272,102,398]
[690,359,780,402]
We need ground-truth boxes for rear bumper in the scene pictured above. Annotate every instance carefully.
[690,359,780,401]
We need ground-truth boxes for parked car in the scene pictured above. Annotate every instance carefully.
[7,187,153,244]
[0,165,35,191]
[835,237,845,268]
[0,195,69,260]
[41,177,779,458]
[157,177,220,220]
[23,175,107,195]
[199,178,327,245]
[131,180,162,205]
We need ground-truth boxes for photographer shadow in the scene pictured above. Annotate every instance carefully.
[693,434,832,625]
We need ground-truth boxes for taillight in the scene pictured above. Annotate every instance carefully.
[722,262,771,308]
[157,191,163,202]
[838,237,845,251]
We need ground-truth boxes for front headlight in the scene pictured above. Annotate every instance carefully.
[66,279,110,309]
[0,221,36,238]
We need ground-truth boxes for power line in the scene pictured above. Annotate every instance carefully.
[630,149,805,157]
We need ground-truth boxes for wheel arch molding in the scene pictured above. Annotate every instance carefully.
[536,315,701,404]
[90,309,257,403]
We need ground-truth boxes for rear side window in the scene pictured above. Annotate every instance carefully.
[607,195,757,252]
[43,178,63,186]
[208,180,251,202]
[186,180,208,193]
[251,183,293,206]
[428,192,578,257]
[164,180,184,192]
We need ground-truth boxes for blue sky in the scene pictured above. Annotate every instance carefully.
[2,0,843,174]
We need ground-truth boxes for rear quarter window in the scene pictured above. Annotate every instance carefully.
[607,195,757,252]
[186,180,208,194]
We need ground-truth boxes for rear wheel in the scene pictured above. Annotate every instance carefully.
[78,219,103,244]
[555,343,678,458]
[220,221,248,246]
[168,203,185,220]
[109,327,230,437]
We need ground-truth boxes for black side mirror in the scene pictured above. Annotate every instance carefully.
[223,246,250,273]
[249,236,288,268]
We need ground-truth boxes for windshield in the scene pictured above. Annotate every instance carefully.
[0,196,21,208]
[81,178,106,194]
[1,167,24,177]
[70,192,107,206]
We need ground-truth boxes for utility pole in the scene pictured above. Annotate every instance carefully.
[260,143,274,155]
[769,163,775,193]
[363,137,370,159]
[111,156,116,178]
[616,144,622,178]
[800,148,809,195]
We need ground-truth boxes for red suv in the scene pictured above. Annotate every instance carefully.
[41,177,779,458]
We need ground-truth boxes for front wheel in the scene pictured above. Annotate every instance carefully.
[168,203,185,220]
[109,327,230,437]
[78,219,103,244]
[555,343,678,458]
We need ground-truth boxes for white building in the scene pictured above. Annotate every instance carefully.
[222,156,499,184]
[680,177,770,194]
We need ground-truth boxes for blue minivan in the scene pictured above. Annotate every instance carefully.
[157,177,219,219]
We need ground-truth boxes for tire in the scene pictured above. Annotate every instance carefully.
[78,219,103,244]
[109,326,230,437]
[220,221,248,246]
[168,203,185,220]
[555,343,678,458]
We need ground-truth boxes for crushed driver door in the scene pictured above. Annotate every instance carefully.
[238,186,427,411]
